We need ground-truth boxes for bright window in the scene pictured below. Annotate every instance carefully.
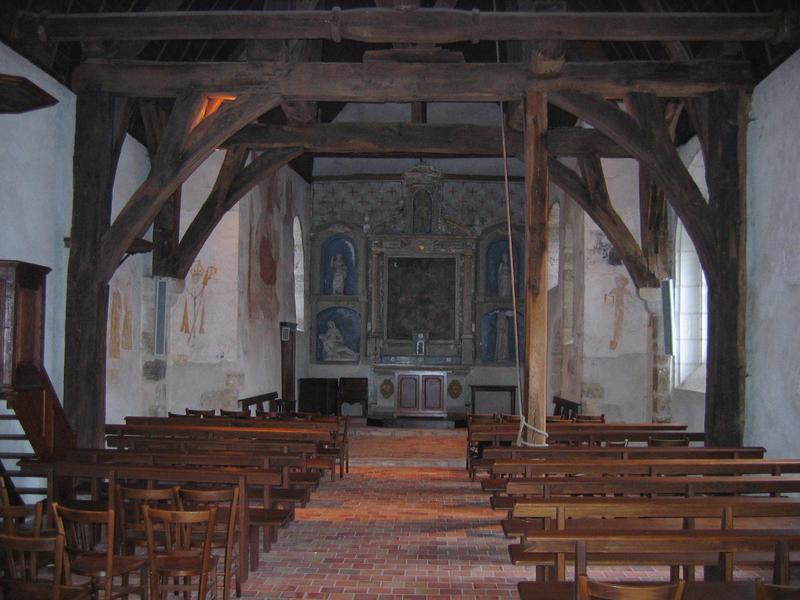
[673,221,707,389]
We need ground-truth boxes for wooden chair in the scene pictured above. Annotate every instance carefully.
[0,502,44,535]
[115,484,179,554]
[578,576,686,600]
[648,436,690,447]
[52,503,147,600]
[756,581,800,599]
[178,487,239,600]
[0,532,91,600]
[186,408,216,417]
[143,506,218,600]
[575,414,606,423]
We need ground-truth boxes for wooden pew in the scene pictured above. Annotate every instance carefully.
[511,529,800,583]
[105,422,335,444]
[519,580,756,600]
[489,475,800,511]
[505,496,800,580]
[470,445,767,480]
[18,460,283,584]
[483,458,800,492]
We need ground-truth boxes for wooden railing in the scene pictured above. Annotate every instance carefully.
[7,368,76,460]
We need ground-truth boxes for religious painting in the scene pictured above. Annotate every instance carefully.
[481,309,524,363]
[485,238,522,297]
[180,260,218,345]
[320,235,357,296]
[604,275,633,351]
[386,257,455,341]
[316,306,361,362]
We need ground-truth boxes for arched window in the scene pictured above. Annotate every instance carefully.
[673,221,707,389]
[292,216,305,331]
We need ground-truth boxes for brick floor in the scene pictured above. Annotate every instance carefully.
[241,427,775,600]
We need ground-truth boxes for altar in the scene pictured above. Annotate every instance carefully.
[308,165,524,418]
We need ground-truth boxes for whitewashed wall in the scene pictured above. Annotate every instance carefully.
[0,43,75,398]
[104,138,150,423]
[745,49,800,456]
[579,158,650,421]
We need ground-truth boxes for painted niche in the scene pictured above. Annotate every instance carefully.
[320,235,357,296]
[316,306,361,362]
[485,238,522,298]
[481,309,524,363]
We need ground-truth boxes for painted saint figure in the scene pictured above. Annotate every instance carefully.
[497,252,511,297]
[330,253,348,295]
[605,275,633,350]
[319,320,359,361]
[495,310,510,362]
[181,260,217,344]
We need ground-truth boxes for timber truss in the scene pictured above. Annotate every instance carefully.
[3,1,798,447]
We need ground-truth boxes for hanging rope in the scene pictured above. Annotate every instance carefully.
[493,1,547,447]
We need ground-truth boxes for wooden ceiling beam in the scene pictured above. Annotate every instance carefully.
[17,9,791,44]
[550,157,657,289]
[96,93,281,283]
[550,91,714,274]
[223,121,629,158]
[169,146,302,279]
[72,59,753,100]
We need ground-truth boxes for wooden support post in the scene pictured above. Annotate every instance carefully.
[638,164,669,279]
[64,91,130,448]
[524,88,549,445]
[704,90,747,446]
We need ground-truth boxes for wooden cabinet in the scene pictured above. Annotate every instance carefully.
[396,371,445,416]
[298,378,339,415]
[0,261,50,392]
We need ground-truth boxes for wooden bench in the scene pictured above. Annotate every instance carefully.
[519,580,756,600]
[489,475,800,511]
[105,422,336,444]
[511,528,800,583]
[470,445,767,479]
[482,458,800,491]
[505,496,800,580]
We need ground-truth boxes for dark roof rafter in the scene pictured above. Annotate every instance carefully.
[72,59,753,99]
[15,8,797,45]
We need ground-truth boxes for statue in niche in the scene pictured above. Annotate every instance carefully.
[330,253,348,295]
[495,310,510,362]
[319,320,359,361]
[497,252,511,297]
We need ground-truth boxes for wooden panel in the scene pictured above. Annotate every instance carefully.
[422,375,444,411]
[397,375,419,410]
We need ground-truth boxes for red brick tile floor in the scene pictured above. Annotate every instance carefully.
[240,425,776,599]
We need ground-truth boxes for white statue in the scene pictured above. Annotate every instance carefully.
[497,252,511,297]
[495,310,510,362]
[319,320,359,361]
[330,253,348,295]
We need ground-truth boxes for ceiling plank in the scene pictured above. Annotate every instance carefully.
[72,59,753,99]
[18,9,789,44]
